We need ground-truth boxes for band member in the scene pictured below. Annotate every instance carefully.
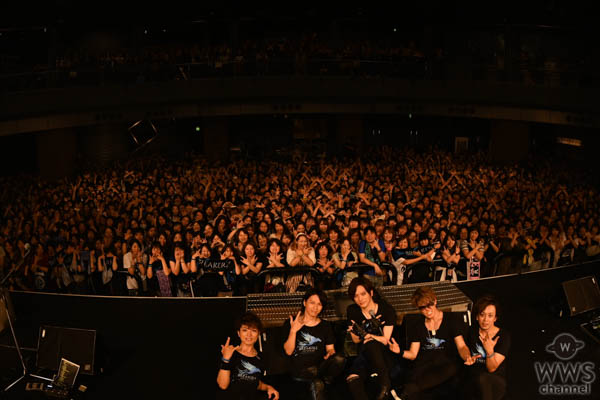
[346,277,396,400]
[464,295,510,400]
[389,286,471,399]
[283,288,345,400]
[217,312,279,400]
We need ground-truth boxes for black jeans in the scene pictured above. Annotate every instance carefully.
[293,354,346,400]
[347,341,394,400]
[401,356,459,399]
[464,369,506,400]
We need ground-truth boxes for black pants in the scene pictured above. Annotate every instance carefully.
[293,354,346,400]
[464,369,506,400]
[347,341,394,400]
[401,356,459,399]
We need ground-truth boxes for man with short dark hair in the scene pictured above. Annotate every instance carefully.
[358,226,386,286]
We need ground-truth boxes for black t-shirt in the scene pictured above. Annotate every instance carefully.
[466,326,510,378]
[417,244,434,254]
[217,351,266,400]
[282,318,335,374]
[346,301,396,345]
[80,251,91,275]
[484,236,500,259]
[148,259,164,274]
[104,255,116,271]
[391,248,419,262]
[168,256,193,289]
[533,235,552,253]
[408,312,463,364]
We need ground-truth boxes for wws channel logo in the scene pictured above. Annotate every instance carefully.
[534,333,596,396]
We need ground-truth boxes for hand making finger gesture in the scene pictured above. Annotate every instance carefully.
[388,337,401,354]
[290,311,304,333]
[464,353,482,365]
[267,386,279,400]
[221,337,239,360]
[479,331,499,356]
[271,252,282,264]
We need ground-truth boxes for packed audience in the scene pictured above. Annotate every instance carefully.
[0,146,598,297]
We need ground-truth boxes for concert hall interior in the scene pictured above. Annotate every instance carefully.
[1,2,600,400]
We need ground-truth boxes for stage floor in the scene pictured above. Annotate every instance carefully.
[2,262,600,399]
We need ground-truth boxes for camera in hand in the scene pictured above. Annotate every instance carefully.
[351,311,384,340]
[351,322,368,340]
[367,310,384,335]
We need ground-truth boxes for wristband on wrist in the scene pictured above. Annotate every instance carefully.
[487,352,495,358]
[221,357,230,363]
[219,361,231,370]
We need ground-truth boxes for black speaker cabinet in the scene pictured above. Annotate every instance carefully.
[37,325,97,375]
[562,276,600,316]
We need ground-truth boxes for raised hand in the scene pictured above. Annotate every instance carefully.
[221,337,239,360]
[480,332,499,356]
[290,311,304,333]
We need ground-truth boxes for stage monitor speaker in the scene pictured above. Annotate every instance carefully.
[562,276,600,316]
[36,326,97,375]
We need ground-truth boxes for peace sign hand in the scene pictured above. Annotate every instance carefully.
[290,311,304,333]
[388,337,401,354]
[221,337,239,360]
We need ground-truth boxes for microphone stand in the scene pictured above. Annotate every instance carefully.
[1,249,52,392]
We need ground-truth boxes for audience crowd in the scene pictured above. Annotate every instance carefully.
[1,146,599,297]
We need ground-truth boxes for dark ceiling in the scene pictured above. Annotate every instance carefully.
[1,1,596,30]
